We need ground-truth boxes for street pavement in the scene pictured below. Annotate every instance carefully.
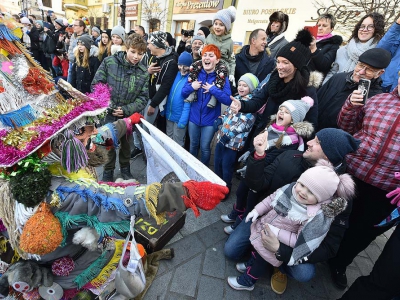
[98,140,393,300]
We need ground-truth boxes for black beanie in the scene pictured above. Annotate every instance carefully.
[198,26,210,37]
[359,48,391,69]
[276,29,313,70]
[316,128,361,166]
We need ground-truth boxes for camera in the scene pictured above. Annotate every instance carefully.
[181,29,194,37]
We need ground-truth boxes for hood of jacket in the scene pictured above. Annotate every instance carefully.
[308,71,324,88]
[90,45,99,57]
[269,115,314,138]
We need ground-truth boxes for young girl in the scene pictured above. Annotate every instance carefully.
[186,6,236,108]
[111,25,126,55]
[70,35,100,93]
[227,161,355,291]
[214,73,259,194]
[222,96,314,233]
[98,29,112,63]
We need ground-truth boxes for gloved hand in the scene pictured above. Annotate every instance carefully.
[229,75,236,87]
[387,188,400,206]
[219,134,230,145]
[236,166,247,178]
[177,123,186,129]
[182,180,229,217]
[129,113,144,125]
[245,209,259,223]
[213,117,222,132]
[238,151,250,163]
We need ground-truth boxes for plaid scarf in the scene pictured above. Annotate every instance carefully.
[272,183,334,266]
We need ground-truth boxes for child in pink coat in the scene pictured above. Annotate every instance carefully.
[227,160,355,291]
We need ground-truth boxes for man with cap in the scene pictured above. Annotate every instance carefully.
[317,48,391,131]
[224,128,360,295]
[235,28,275,86]
[130,31,178,158]
[328,55,400,290]
[91,25,101,46]
[67,19,89,83]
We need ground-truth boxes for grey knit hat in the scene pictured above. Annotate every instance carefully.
[213,6,236,32]
[191,35,205,45]
[316,129,361,166]
[238,73,259,93]
[149,31,167,49]
[280,96,314,124]
[54,18,64,27]
[111,25,126,42]
[77,35,93,51]
[91,26,101,36]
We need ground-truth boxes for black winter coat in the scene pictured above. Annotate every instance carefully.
[27,26,40,51]
[235,45,275,84]
[317,72,383,131]
[308,35,343,77]
[70,55,100,94]
[245,149,352,264]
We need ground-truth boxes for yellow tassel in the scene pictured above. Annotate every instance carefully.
[48,163,96,181]
[0,237,7,254]
[90,240,124,288]
[145,183,166,225]
[11,249,20,263]
[50,192,62,208]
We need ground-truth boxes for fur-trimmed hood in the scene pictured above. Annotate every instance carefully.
[308,71,323,88]
[269,115,314,138]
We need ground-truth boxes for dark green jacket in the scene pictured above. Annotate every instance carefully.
[91,51,149,116]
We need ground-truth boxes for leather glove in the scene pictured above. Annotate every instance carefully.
[129,113,144,125]
[229,75,236,87]
[236,166,247,178]
[238,151,250,163]
[182,180,229,217]
[245,209,259,223]
[219,134,230,145]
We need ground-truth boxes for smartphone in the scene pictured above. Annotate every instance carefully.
[358,78,371,104]
[304,25,318,38]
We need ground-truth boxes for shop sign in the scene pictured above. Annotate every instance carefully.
[173,0,224,14]
[125,4,138,17]
[242,8,297,25]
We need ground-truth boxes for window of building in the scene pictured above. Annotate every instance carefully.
[175,21,190,40]
[42,0,52,7]
[130,20,137,31]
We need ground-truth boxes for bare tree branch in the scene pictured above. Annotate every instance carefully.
[139,0,168,32]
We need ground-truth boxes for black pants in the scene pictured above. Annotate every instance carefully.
[339,225,400,300]
[329,177,396,272]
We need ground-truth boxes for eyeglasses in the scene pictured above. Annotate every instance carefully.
[359,24,374,31]
[356,62,380,75]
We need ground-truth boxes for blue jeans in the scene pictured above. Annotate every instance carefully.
[224,219,252,261]
[188,121,215,166]
[67,61,73,83]
[280,262,316,282]
[214,143,237,189]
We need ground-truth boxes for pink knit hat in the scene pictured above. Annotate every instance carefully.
[297,165,340,202]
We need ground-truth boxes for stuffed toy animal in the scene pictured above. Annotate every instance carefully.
[0,260,53,297]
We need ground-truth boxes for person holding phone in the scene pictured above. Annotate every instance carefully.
[316,48,390,131]
[307,13,343,80]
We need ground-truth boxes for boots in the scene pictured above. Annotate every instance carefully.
[102,169,114,182]
[120,165,134,180]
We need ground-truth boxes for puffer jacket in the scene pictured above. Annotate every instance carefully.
[181,68,232,126]
[91,51,149,117]
[70,46,100,94]
[250,188,306,267]
[163,72,191,127]
[206,33,235,75]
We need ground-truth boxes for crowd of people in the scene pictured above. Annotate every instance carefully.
[13,6,400,299]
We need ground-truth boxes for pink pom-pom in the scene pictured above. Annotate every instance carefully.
[52,256,75,276]
[301,96,314,107]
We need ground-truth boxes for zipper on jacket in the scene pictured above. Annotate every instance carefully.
[168,76,186,119]
[199,73,209,126]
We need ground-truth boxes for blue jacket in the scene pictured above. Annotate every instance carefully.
[377,22,400,91]
[182,68,232,126]
[164,72,191,127]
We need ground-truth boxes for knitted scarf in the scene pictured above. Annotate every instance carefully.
[266,124,300,150]
[342,38,376,72]
[267,70,303,103]
[271,183,334,266]
[317,33,333,41]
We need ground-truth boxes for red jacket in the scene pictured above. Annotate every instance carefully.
[53,56,69,77]
[337,89,400,192]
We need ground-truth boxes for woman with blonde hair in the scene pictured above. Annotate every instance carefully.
[98,29,112,63]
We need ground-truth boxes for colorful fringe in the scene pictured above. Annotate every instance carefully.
[145,183,166,225]
[73,250,108,289]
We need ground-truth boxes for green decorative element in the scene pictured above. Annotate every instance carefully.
[55,211,130,247]
[73,250,108,288]
[9,155,51,207]
[0,153,48,179]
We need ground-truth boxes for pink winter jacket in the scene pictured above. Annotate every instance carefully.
[250,191,307,267]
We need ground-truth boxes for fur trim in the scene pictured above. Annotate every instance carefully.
[308,71,324,88]
[73,227,100,251]
[90,45,99,58]
[292,121,314,138]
